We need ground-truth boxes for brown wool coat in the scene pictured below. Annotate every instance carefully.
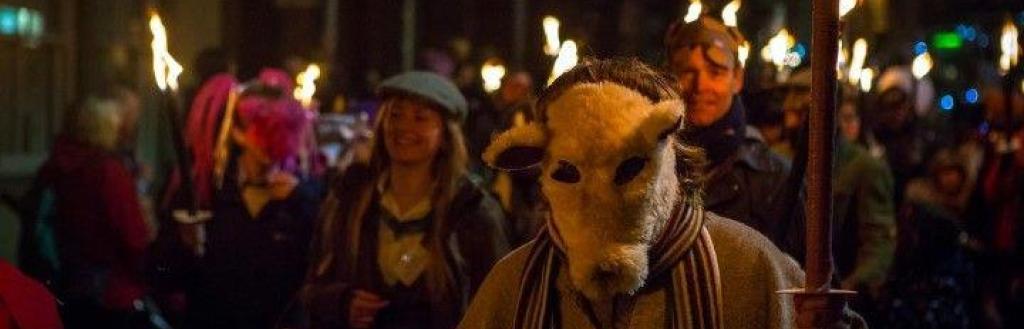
[459,214,804,329]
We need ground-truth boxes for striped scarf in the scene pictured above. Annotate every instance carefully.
[512,200,723,329]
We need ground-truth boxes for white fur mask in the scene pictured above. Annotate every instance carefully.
[485,82,685,301]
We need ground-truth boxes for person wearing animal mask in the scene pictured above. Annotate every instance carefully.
[460,59,848,329]
[665,16,805,263]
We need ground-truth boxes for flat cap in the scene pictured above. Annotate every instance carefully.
[377,71,468,122]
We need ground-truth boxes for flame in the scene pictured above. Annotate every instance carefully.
[839,0,857,19]
[859,68,874,92]
[999,18,1019,75]
[481,58,507,93]
[149,12,183,91]
[548,40,578,85]
[543,16,561,56]
[737,41,750,68]
[684,0,702,23]
[912,51,933,79]
[837,39,849,80]
[721,0,741,27]
[761,28,795,69]
[294,64,321,108]
[848,38,868,84]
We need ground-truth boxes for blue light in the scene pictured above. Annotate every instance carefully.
[955,24,977,42]
[965,88,979,104]
[940,95,955,112]
[978,34,990,48]
[793,43,808,59]
[913,41,928,56]
[0,6,17,35]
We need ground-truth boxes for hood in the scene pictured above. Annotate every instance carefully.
[41,136,114,178]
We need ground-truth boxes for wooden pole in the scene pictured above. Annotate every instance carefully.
[806,0,839,294]
[780,0,855,327]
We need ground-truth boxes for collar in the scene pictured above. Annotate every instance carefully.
[377,172,434,221]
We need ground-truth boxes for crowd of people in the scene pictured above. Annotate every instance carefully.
[2,13,1023,329]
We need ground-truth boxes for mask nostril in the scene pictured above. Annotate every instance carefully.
[551,160,581,183]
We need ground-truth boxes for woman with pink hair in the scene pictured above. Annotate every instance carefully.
[168,69,322,329]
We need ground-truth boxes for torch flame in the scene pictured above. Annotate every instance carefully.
[548,40,578,85]
[481,59,507,93]
[294,64,321,108]
[849,38,868,84]
[859,68,874,92]
[149,12,183,92]
[684,0,702,23]
[721,0,741,27]
[839,0,858,19]
[999,18,1019,75]
[543,16,561,56]
[912,51,933,79]
[761,28,795,69]
[737,41,750,68]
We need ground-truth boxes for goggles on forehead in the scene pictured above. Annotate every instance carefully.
[665,16,745,69]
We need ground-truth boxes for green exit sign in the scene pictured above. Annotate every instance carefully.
[932,32,963,50]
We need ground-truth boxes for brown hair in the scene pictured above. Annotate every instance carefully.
[352,94,470,309]
[538,58,706,201]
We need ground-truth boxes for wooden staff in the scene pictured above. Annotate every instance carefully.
[781,0,855,327]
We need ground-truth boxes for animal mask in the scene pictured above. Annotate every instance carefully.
[485,82,685,301]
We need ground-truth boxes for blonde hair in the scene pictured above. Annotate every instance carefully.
[65,96,124,151]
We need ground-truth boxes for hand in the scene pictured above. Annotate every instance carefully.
[178,223,206,257]
[348,290,389,329]
[267,171,299,200]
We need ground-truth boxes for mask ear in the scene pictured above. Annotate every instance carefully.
[639,100,685,146]
[483,122,547,172]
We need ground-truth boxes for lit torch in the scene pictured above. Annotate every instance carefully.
[837,39,848,80]
[481,58,507,93]
[548,40,578,85]
[543,16,561,56]
[294,64,321,108]
[150,10,209,255]
[839,0,857,19]
[859,68,875,92]
[738,41,750,68]
[848,38,868,85]
[999,18,1019,76]
[721,0,740,28]
[912,51,933,79]
[683,0,702,23]
[149,12,183,92]
[761,28,795,71]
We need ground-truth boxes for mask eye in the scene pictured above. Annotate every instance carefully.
[550,160,581,183]
[614,156,647,185]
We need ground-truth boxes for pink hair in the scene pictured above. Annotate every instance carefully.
[180,69,314,207]
[186,74,237,207]
[236,96,313,163]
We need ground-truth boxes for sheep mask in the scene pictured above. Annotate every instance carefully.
[485,74,696,301]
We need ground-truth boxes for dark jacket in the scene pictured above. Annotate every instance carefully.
[833,140,896,291]
[302,164,510,329]
[684,99,806,263]
[187,164,321,329]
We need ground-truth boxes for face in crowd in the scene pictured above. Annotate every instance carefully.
[667,39,741,125]
[381,96,447,166]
